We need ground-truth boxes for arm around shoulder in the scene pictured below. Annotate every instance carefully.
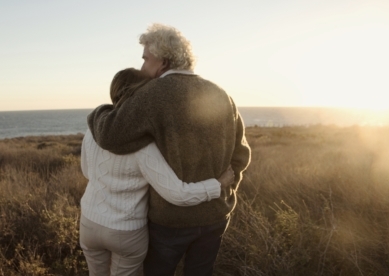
[87,90,154,154]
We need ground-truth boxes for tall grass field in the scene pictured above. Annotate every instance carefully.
[1,126,389,275]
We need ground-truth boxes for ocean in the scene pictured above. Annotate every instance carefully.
[1,107,389,140]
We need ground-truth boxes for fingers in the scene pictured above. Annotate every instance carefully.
[229,167,234,177]
[228,167,235,185]
[218,165,235,188]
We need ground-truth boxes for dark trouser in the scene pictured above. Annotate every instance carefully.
[143,218,229,276]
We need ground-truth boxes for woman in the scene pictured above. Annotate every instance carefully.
[80,68,234,276]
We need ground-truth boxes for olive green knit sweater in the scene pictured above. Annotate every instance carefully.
[87,74,251,227]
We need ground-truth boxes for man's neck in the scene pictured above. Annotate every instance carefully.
[160,69,195,78]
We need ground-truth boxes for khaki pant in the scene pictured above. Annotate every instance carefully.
[80,215,148,276]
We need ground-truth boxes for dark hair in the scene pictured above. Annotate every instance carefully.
[110,68,151,107]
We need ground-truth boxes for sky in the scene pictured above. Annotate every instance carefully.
[1,0,389,111]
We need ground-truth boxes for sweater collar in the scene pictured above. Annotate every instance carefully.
[160,69,196,78]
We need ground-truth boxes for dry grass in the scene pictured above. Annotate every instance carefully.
[1,127,389,275]
[215,125,389,276]
[0,134,87,276]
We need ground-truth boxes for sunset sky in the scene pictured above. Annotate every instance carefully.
[1,0,389,111]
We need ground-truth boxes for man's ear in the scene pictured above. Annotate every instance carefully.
[162,59,170,71]
[156,59,170,77]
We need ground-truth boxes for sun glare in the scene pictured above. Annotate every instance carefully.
[265,4,389,111]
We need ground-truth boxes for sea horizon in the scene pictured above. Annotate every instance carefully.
[1,106,389,140]
[2,105,389,112]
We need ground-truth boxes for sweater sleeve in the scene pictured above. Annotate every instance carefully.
[87,99,154,155]
[80,131,89,180]
[230,98,251,189]
[135,143,221,206]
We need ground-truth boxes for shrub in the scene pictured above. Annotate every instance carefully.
[1,127,389,275]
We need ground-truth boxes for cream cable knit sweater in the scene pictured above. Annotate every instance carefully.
[80,130,221,231]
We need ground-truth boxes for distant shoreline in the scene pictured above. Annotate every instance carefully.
[1,107,388,140]
[1,106,389,113]
[2,124,389,142]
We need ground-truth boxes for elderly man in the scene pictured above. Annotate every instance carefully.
[87,23,251,276]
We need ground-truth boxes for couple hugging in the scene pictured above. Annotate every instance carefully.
[80,23,251,276]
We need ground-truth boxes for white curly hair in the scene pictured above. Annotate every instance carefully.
[139,23,196,71]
